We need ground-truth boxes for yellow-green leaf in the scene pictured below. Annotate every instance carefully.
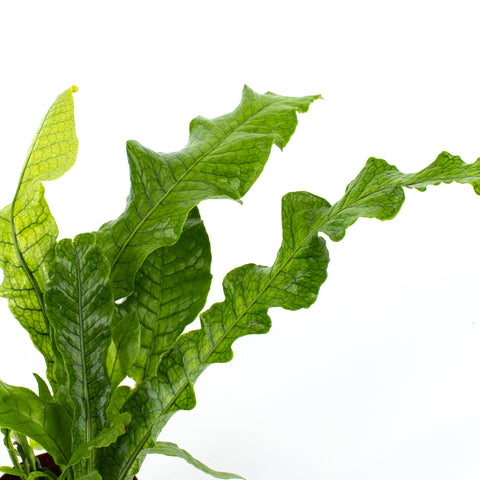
[0,87,78,384]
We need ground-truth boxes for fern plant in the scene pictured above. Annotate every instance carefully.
[0,86,479,480]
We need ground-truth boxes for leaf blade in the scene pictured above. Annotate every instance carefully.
[100,151,480,480]
[45,233,114,474]
[0,86,78,383]
[320,152,480,241]
[98,193,330,480]
[98,87,320,297]
[123,207,212,383]
[0,380,72,466]
[144,442,245,479]
[107,311,140,389]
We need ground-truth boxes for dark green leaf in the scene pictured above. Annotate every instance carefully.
[123,207,212,383]
[57,414,130,480]
[107,311,140,389]
[45,233,114,474]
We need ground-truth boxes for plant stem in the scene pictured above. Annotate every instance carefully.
[2,429,23,473]
[13,433,36,474]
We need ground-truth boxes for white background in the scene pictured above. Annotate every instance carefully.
[1,1,480,479]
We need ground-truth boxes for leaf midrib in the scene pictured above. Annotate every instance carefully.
[115,155,480,480]
[114,209,323,480]
[74,242,93,472]
[141,263,165,382]
[10,107,50,327]
[111,101,272,272]
[329,166,480,223]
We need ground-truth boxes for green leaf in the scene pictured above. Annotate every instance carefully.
[27,471,57,480]
[100,151,480,480]
[70,414,131,466]
[97,86,320,297]
[106,386,132,423]
[57,414,131,480]
[0,380,72,466]
[44,233,114,474]
[0,86,78,384]
[75,472,102,480]
[33,374,53,403]
[321,152,480,241]
[0,466,27,479]
[107,311,140,389]
[144,441,245,479]
[13,432,37,474]
[2,429,21,471]
[123,207,212,383]
[98,195,330,480]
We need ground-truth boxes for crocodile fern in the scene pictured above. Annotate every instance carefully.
[0,86,479,480]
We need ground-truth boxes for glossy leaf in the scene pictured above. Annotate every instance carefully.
[123,207,212,383]
[70,415,131,466]
[98,191,330,480]
[2,428,23,473]
[321,152,480,241]
[100,151,480,480]
[75,472,102,480]
[44,233,114,475]
[144,442,245,479]
[33,374,53,403]
[0,466,27,479]
[0,379,71,466]
[97,86,320,297]
[57,415,131,480]
[7,85,480,480]
[27,472,57,480]
[0,86,78,383]
[106,386,132,423]
[107,311,140,389]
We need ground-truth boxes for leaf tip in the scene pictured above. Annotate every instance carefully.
[473,181,480,195]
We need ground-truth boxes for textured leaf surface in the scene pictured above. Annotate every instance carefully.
[0,380,71,466]
[122,207,212,383]
[0,86,78,382]
[144,442,245,479]
[106,386,132,423]
[33,374,53,403]
[44,233,113,474]
[97,86,320,297]
[99,191,330,480]
[107,311,140,389]
[321,152,480,241]
[100,151,480,480]
[57,413,131,480]
[70,415,131,466]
